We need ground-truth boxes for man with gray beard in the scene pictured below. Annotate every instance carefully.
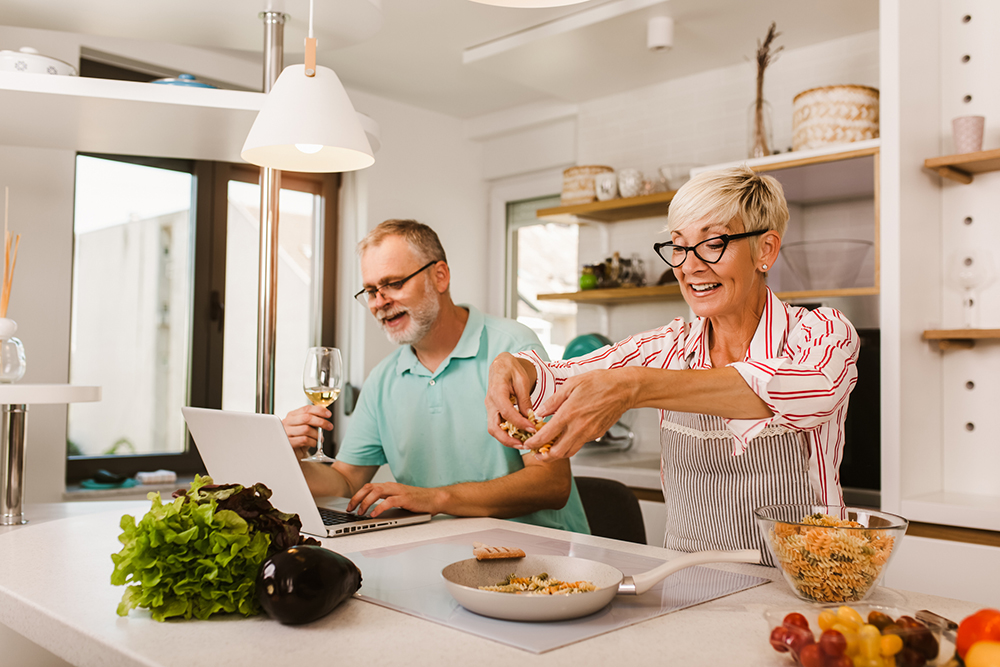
[282,219,589,533]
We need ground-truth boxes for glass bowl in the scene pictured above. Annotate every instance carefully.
[658,163,702,191]
[754,504,908,603]
[780,239,873,290]
[763,604,950,666]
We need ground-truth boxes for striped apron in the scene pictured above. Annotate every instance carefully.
[659,410,817,566]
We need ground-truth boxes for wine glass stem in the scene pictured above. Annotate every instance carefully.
[317,426,323,457]
[964,289,977,328]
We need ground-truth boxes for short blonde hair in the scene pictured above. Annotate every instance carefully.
[664,165,788,253]
[357,219,448,264]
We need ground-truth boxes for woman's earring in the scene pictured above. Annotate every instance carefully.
[762,264,768,271]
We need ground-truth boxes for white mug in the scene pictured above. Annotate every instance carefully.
[594,172,617,201]
[618,168,643,198]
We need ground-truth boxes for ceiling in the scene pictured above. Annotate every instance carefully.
[0,0,879,119]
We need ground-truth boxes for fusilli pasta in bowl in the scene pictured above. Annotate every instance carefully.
[754,505,908,603]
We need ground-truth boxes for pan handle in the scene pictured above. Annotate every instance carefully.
[619,549,760,596]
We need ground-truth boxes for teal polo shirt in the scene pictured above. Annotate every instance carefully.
[338,305,590,534]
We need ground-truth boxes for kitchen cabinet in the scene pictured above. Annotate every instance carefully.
[535,140,880,304]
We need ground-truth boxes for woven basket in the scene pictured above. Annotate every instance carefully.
[562,165,614,205]
[792,85,879,151]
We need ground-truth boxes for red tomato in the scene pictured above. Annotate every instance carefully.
[958,609,1000,660]
[798,643,824,667]
[785,625,816,657]
[784,612,811,631]
[819,629,848,657]
[770,625,791,653]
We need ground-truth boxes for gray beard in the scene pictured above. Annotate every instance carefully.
[378,279,441,346]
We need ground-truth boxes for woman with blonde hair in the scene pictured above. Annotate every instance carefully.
[486,164,860,560]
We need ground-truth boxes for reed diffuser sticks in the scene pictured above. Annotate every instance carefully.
[2,186,21,319]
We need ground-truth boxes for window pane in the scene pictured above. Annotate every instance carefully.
[68,155,194,456]
[222,182,321,417]
[515,222,578,361]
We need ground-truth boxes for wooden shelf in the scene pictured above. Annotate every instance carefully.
[536,190,676,224]
[536,284,682,304]
[537,284,878,305]
[922,328,1000,350]
[539,140,880,224]
[923,148,1000,184]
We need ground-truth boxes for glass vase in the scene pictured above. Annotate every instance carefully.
[0,318,26,383]
[748,98,774,159]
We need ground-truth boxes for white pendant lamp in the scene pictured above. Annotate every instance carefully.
[241,0,374,173]
[469,1,590,6]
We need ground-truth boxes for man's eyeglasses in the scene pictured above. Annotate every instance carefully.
[653,230,766,268]
[354,260,439,306]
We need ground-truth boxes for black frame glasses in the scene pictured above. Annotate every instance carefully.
[354,260,439,306]
[653,230,767,268]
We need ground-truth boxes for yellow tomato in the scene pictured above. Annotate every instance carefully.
[851,655,883,667]
[966,641,1000,667]
[880,633,904,657]
[819,609,839,631]
[859,624,882,660]
[833,623,860,655]
[838,606,864,630]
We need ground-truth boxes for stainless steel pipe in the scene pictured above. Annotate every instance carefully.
[1,404,27,525]
[255,11,285,415]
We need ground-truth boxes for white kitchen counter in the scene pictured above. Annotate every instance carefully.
[0,501,981,667]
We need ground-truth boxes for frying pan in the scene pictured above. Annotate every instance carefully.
[441,549,759,622]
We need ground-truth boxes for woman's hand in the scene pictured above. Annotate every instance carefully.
[524,368,638,460]
[282,405,332,459]
[485,352,538,448]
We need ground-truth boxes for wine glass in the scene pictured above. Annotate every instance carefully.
[300,347,344,463]
[947,249,996,328]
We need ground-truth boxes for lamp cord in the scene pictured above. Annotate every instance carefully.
[308,0,315,38]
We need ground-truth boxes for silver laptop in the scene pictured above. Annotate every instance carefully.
[181,406,432,537]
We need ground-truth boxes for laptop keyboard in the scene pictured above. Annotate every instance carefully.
[318,507,369,526]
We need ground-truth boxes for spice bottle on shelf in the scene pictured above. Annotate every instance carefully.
[579,265,598,291]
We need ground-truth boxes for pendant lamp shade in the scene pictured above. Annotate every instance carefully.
[241,64,374,173]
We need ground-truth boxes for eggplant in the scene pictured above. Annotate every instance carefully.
[256,545,363,625]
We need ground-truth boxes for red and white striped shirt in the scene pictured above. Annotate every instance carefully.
[518,287,860,505]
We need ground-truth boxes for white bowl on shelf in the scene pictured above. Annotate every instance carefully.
[0,47,78,76]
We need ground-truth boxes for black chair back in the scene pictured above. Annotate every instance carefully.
[574,476,647,545]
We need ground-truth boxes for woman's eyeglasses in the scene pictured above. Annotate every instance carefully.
[653,230,766,268]
[354,260,439,306]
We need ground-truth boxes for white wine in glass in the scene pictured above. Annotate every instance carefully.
[300,347,344,463]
